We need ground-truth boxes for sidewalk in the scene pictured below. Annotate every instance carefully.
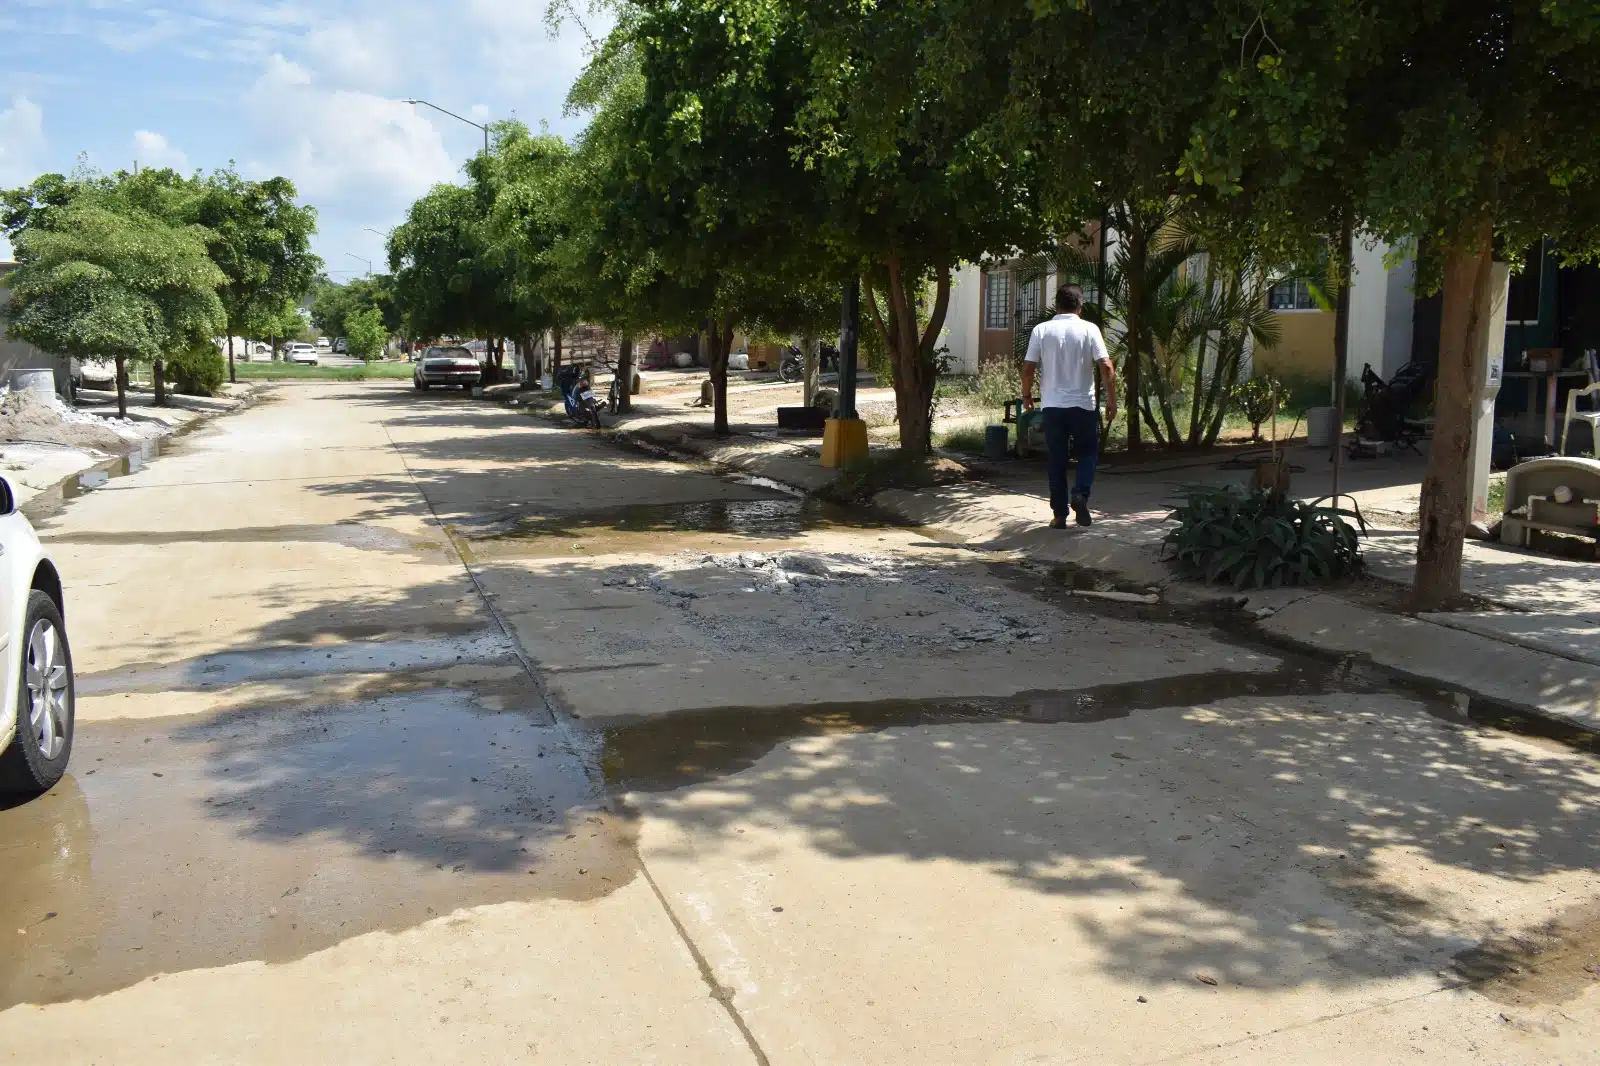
[2,382,258,508]
[539,395,1597,733]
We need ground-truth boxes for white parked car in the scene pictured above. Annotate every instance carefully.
[316,336,331,351]
[70,357,117,391]
[0,476,75,795]
[413,345,483,390]
[288,343,319,366]
[332,337,348,354]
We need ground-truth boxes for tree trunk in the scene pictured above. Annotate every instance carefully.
[802,331,819,406]
[114,354,128,419]
[1123,225,1146,450]
[154,357,166,406]
[882,253,952,456]
[551,326,563,380]
[616,336,634,414]
[1413,218,1494,611]
[227,332,236,385]
[708,316,733,435]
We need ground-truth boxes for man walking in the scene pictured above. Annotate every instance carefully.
[1021,285,1117,527]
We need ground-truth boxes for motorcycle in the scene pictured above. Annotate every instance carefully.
[556,364,603,428]
[778,343,841,384]
[779,346,805,384]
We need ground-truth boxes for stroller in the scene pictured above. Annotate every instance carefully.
[1348,361,1433,458]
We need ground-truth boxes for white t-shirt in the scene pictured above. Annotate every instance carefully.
[1024,313,1110,410]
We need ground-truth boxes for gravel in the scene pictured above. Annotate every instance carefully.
[598,549,1073,656]
[0,387,164,454]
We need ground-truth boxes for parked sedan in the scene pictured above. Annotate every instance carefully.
[288,343,319,366]
[70,356,117,391]
[413,345,482,391]
[0,476,76,795]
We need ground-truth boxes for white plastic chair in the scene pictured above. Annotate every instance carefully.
[1561,350,1600,455]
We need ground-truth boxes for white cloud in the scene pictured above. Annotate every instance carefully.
[242,54,456,206]
[132,129,192,173]
[299,18,398,93]
[0,95,47,189]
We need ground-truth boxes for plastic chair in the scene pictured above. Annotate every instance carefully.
[1562,350,1600,455]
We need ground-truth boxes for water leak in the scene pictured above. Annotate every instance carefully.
[457,494,897,560]
[592,662,1391,793]
[0,690,630,1008]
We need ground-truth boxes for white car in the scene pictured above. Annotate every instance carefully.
[316,337,331,351]
[70,357,117,391]
[0,476,75,795]
[289,343,319,366]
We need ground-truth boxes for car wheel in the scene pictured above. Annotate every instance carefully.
[0,591,75,794]
[418,380,431,392]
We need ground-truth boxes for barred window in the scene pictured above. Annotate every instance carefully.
[984,270,1012,330]
[1015,277,1041,324]
[1268,279,1318,311]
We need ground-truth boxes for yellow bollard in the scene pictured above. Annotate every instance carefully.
[820,418,868,468]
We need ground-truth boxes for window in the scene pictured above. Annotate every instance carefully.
[984,270,1013,329]
[1268,279,1319,311]
[1015,276,1041,324]
[1507,241,1543,324]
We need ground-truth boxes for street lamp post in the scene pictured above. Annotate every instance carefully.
[403,98,489,157]
[346,253,372,278]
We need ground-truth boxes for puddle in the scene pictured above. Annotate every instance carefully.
[41,521,444,554]
[456,494,896,560]
[0,690,631,1008]
[1453,899,1600,1006]
[78,628,522,695]
[591,663,1385,793]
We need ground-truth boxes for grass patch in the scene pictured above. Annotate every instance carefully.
[1487,474,1506,519]
[233,361,415,381]
[935,412,1010,456]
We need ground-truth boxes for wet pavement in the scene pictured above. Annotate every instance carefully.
[1,381,1596,1064]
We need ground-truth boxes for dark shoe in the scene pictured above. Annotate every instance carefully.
[1048,516,1067,530]
[1071,494,1092,526]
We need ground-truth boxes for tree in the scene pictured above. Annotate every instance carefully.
[344,306,389,361]
[188,169,319,384]
[3,201,225,417]
[1349,0,1600,608]
[309,275,398,341]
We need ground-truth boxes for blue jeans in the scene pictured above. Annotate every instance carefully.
[1042,406,1099,518]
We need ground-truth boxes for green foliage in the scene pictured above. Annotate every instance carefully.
[1233,376,1283,443]
[4,200,225,366]
[166,343,226,395]
[309,275,397,339]
[186,169,320,343]
[1164,486,1362,589]
[344,306,388,362]
[975,358,1021,411]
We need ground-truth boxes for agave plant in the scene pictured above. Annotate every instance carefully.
[1163,485,1362,589]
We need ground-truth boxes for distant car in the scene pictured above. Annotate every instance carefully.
[315,336,331,350]
[70,357,117,391]
[288,343,319,366]
[332,338,348,354]
[413,345,482,391]
[0,475,76,795]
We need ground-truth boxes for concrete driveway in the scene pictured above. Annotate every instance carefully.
[1,381,1595,1064]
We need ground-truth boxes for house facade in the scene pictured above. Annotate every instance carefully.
[0,261,72,395]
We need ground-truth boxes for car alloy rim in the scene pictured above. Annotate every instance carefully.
[26,618,69,760]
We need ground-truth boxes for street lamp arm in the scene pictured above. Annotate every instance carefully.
[402,98,490,155]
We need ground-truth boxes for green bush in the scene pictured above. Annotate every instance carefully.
[1163,485,1362,589]
[345,306,389,362]
[166,344,226,396]
[975,357,1022,411]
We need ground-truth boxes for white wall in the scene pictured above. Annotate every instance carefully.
[1347,236,1416,384]
[942,263,983,374]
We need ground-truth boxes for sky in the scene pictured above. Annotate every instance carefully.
[0,0,607,271]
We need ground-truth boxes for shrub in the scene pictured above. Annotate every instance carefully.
[975,357,1022,411]
[166,344,226,396]
[1233,376,1282,442]
[1163,485,1361,589]
[345,307,388,362]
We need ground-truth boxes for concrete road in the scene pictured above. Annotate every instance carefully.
[1,382,1596,1064]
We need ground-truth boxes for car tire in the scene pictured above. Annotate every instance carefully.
[0,590,75,794]
[418,380,431,392]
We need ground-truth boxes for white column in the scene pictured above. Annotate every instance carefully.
[1467,263,1510,524]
